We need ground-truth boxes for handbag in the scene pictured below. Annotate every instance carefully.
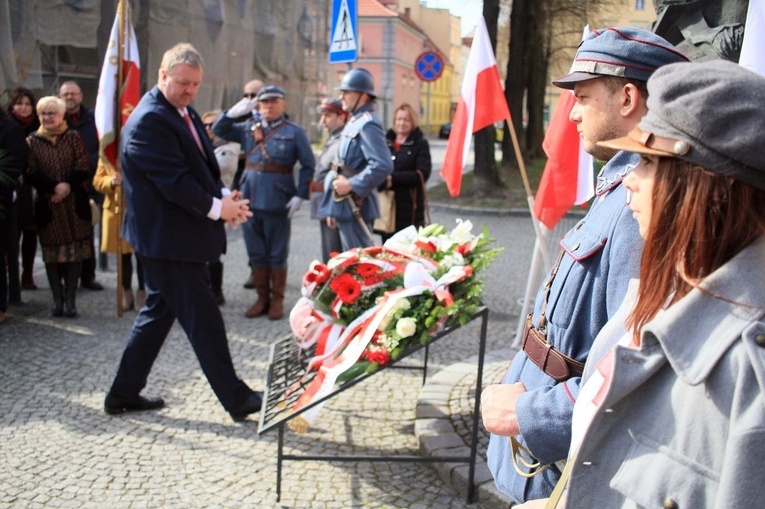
[89,199,101,226]
[373,189,396,234]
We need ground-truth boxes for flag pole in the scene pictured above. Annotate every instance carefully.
[115,0,126,316]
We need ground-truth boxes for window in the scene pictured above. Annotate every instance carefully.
[635,0,645,10]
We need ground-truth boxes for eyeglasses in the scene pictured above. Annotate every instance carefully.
[243,93,258,99]
[40,111,59,116]
[203,122,214,128]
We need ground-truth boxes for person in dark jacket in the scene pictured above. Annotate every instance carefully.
[378,103,431,243]
[7,88,39,291]
[59,80,105,289]
[0,108,28,324]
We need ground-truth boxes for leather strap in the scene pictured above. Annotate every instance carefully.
[309,181,324,193]
[522,314,585,381]
[245,163,292,174]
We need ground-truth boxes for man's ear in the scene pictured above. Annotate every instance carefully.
[620,83,642,118]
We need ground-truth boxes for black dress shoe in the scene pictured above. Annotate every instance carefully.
[229,391,263,422]
[104,393,165,415]
[81,279,104,291]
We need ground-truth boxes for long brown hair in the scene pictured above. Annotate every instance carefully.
[628,157,765,342]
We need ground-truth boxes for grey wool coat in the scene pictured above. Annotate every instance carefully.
[565,235,765,508]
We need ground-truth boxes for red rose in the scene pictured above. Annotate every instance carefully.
[329,273,362,303]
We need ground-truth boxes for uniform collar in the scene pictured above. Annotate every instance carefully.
[595,150,639,196]
[642,235,765,385]
[262,115,285,129]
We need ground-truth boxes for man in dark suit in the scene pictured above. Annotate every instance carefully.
[104,43,262,422]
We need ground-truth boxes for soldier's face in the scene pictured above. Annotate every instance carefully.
[159,63,203,110]
[321,111,345,133]
[571,79,624,161]
[259,98,286,121]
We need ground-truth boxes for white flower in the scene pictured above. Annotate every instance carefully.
[396,317,417,338]
[450,219,475,244]
[440,253,465,269]
[384,226,418,252]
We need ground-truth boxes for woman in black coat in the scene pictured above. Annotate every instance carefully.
[378,103,432,242]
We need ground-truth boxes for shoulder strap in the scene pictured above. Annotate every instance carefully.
[246,122,288,162]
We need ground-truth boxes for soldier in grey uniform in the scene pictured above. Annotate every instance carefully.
[214,86,315,320]
[311,99,346,262]
[319,68,392,250]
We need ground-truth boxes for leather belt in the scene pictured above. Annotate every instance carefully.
[521,314,585,381]
[309,181,324,192]
[246,162,292,174]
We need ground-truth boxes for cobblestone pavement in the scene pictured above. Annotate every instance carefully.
[0,204,540,508]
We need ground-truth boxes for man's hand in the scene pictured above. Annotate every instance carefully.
[220,194,252,226]
[332,175,352,197]
[286,196,303,219]
[226,97,257,119]
[326,217,337,229]
[481,382,527,436]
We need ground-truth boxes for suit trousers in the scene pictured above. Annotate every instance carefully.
[243,211,290,270]
[109,255,253,411]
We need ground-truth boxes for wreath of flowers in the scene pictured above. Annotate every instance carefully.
[286,220,501,431]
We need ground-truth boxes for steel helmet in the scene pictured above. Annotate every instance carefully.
[336,68,376,98]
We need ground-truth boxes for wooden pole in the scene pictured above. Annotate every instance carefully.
[115,0,126,316]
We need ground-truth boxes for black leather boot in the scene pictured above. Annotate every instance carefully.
[63,262,81,318]
[44,263,64,317]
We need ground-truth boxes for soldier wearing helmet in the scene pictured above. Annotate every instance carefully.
[319,68,393,249]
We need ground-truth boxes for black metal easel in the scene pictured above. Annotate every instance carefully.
[258,307,489,503]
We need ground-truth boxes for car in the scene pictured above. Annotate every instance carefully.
[438,123,451,139]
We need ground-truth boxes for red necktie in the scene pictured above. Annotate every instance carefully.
[183,112,206,156]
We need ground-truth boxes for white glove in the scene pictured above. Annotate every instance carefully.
[226,97,258,118]
[286,196,303,218]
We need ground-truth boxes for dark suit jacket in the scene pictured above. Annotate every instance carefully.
[121,86,225,263]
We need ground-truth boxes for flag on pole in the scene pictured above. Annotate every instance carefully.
[739,0,765,77]
[440,17,510,197]
[531,90,594,229]
[95,0,140,169]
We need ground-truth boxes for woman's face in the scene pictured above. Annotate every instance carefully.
[623,155,658,238]
[394,110,413,136]
[39,107,64,130]
[13,96,33,118]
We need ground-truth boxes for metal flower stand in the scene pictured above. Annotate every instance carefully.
[258,306,489,503]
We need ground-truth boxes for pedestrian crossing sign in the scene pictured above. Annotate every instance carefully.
[329,0,358,64]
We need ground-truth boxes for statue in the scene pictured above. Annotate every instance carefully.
[652,0,748,62]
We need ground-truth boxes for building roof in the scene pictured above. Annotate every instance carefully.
[358,0,397,17]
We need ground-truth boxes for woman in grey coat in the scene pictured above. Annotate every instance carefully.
[533,60,765,508]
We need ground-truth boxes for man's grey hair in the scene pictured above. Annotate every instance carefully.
[160,43,204,73]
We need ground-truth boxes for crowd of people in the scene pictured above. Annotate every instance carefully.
[4,21,763,504]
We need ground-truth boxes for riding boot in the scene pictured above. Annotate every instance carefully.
[268,269,287,320]
[244,268,270,318]
[63,262,81,318]
[243,268,256,289]
[44,263,64,317]
[209,261,225,305]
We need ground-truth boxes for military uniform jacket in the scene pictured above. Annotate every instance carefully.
[310,127,342,220]
[318,103,392,222]
[566,235,765,508]
[487,151,643,502]
[214,114,314,213]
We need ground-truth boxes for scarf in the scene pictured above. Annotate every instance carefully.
[11,110,35,130]
[37,121,68,143]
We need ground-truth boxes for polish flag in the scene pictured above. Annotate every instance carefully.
[440,17,510,197]
[95,0,140,169]
[740,0,765,77]
[532,90,594,229]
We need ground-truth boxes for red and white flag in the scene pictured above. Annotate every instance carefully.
[532,26,594,230]
[532,90,594,229]
[739,0,765,77]
[440,17,510,197]
[95,0,140,169]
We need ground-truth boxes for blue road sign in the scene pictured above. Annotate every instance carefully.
[415,51,444,82]
[329,0,358,64]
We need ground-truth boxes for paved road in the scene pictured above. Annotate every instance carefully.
[0,149,554,508]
